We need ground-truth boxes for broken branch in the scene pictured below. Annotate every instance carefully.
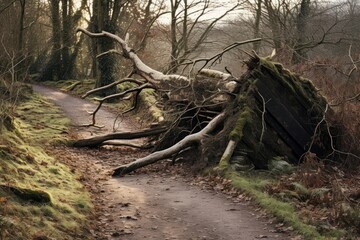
[113,112,226,176]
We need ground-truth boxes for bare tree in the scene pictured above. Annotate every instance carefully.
[165,0,241,72]
[292,0,311,63]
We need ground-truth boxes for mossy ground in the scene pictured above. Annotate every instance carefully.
[0,91,92,239]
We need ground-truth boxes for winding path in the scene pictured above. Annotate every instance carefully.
[33,85,295,240]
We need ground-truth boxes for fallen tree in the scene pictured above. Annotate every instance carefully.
[75,28,340,176]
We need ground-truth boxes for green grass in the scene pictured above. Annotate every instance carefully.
[223,170,344,240]
[0,91,92,239]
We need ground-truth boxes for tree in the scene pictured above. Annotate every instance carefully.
[74,28,342,177]
[292,0,311,63]
[88,0,124,96]
[61,0,87,79]
[88,0,168,96]
[40,0,86,81]
[253,0,262,52]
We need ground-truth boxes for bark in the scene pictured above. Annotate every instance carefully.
[169,0,180,72]
[112,112,226,176]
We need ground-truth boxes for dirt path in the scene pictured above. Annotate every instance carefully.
[33,85,297,240]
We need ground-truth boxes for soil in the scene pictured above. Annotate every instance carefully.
[33,85,299,240]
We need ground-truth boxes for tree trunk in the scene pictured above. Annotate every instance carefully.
[253,0,262,52]
[41,0,62,81]
[91,0,122,96]
[61,0,72,79]
[292,0,310,64]
[168,0,180,73]
[18,0,25,52]
[72,127,167,148]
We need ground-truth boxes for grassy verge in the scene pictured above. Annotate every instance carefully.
[0,91,92,240]
[222,169,345,240]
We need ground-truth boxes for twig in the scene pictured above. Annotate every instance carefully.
[96,49,122,58]
[302,104,329,161]
[347,44,357,78]
[180,38,262,73]
[256,90,269,144]
[302,103,360,161]
[82,78,143,98]
[83,83,154,127]
[100,141,153,149]
[330,92,360,106]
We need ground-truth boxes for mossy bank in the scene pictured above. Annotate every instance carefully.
[0,88,93,239]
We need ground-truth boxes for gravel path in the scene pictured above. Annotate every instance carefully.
[33,85,296,240]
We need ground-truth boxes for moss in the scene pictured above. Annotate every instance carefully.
[41,206,56,218]
[0,185,51,204]
[15,93,70,145]
[0,92,93,239]
[140,89,164,122]
[61,81,81,92]
[229,106,252,141]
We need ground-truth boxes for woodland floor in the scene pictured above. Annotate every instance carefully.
[32,85,299,240]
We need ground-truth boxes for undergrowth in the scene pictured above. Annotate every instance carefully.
[0,89,92,239]
[223,170,324,239]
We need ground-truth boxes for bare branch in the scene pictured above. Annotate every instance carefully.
[302,104,360,161]
[180,38,262,72]
[330,92,360,107]
[81,78,143,98]
[113,112,226,176]
[347,44,357,78]
[81,83,155,127]
[77,27,188,83]
[0,0,17,15]
[257,90,268,144]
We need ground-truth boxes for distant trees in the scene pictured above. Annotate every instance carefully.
[87,0,166,96]
[1,0,360,84]
[165,0,240,72]
[0,0,48,80]
[242,0,354,64]
[40,0,87,81]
